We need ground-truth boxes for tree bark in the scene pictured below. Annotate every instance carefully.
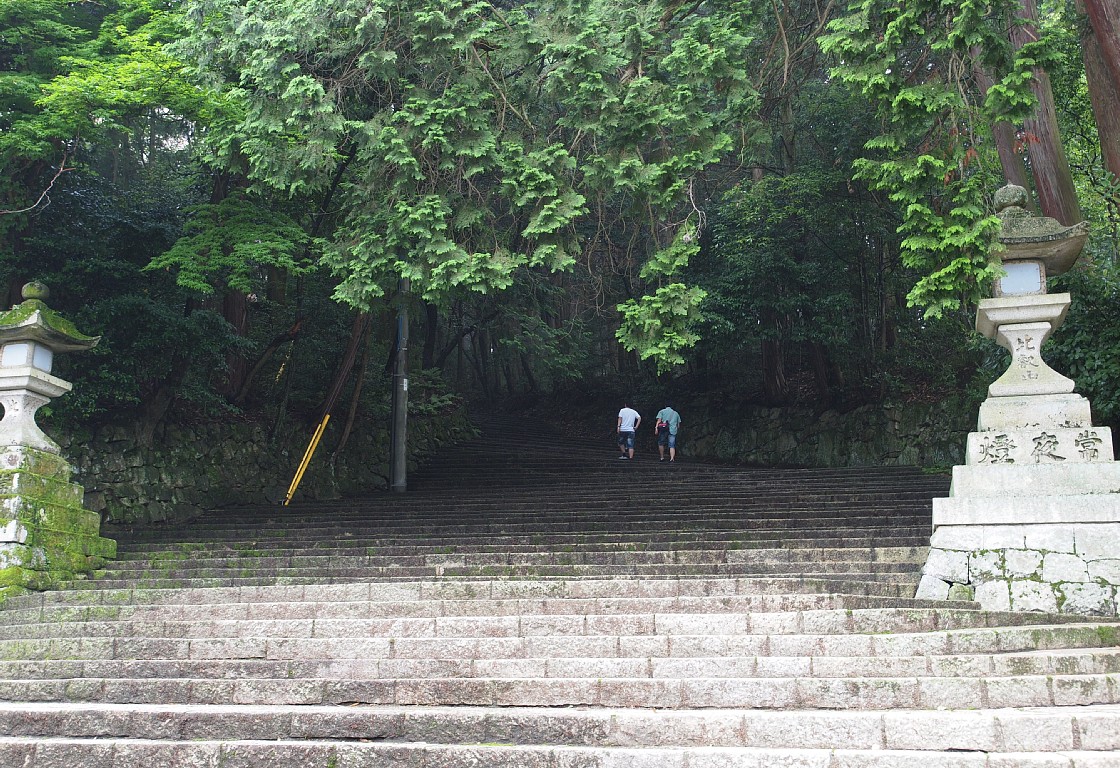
[973,57,1034,194]
[231,318,303,406]
[422,302,439,370]
[809,342,834,409]
[1082,0,1120,87]
[221,289,250,398]
[1011,0,1082,225]
[760,337,791,404]
[1076,0,1120,184]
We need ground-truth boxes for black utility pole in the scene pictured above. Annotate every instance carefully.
[390,279,410,493]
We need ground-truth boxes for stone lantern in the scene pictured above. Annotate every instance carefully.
[918,186,1120,616]
[0,283,115,597]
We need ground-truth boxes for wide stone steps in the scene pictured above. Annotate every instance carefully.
[3,703,1118,754]
[109,537,933,562]
[59,569,927,593]
[0,589,945,624]
[3,418,1118,765]
[4,647,1119,680]
[3,675,1119,711]
[3,738,1118,768]
[93,546,930,575]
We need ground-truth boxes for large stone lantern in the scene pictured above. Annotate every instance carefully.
[917,186,1120,615]
[0,283,115,598]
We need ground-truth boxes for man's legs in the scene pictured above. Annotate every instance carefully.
[619,432,634,458]
[668,434,677,461]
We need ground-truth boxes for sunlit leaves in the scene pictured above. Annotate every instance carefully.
[147,195,314,294]
[820,0,1055,316]
[177,0,757,369]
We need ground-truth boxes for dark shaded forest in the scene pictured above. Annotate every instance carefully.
[3,0,1119,449]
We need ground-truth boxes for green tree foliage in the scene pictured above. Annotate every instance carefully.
[707,173,858,350]
[173,0,759,370]
[147,195,313,294]
[819,0,1061,317]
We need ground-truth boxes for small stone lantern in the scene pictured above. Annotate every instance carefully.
[0,283,115,597]
[919,185,1120,616]
[976,184,1090,403]
[0,282,98,453]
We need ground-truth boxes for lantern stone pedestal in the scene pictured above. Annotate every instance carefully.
[917,187,1119,615]
[0,284,116,600]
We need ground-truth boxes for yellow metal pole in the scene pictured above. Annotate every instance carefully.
[284,414,331,506]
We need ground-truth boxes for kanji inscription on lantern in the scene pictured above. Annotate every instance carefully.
[1076,430,1104,461]
[1031,432,1065,463]
[978,434,1017,464]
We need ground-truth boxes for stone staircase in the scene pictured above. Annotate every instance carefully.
[0,418,1118,766]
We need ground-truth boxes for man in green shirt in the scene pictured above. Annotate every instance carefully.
[654,405,681,462]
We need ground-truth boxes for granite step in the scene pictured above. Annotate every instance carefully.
[2,672,1118,709]
[2,737,1117,768]
[3,702,1118,752]
[0,592,964,626]
[2,647,1118,681]
[2,621,1114,663]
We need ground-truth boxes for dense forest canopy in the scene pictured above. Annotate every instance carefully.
[2,0,1118,436]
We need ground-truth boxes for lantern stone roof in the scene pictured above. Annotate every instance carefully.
[994,184,1089,276]
[0,282,100,353]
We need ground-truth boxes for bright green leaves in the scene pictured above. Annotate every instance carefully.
[175,0,759,371]
[821,0,1056,316]
[639,223,699,281]
[147,195,313,294]
[617,222,704,372]
[616,283,707,372]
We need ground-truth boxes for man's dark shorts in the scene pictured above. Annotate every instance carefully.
[657,431,677,449]
[618,431,636,450]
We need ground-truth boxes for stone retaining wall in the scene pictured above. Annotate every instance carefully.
[919,523,1120,615]
[679,396,972,468]
[54,396,971,527]
[56,408,474,526]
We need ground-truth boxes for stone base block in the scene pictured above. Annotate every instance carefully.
[1,496,105,538]
[965,426,1112,466]
[977,393,1093,431]
[949,462,1120,498]
[975,293,1071,338]
[933,494,1120,527]
[919,521,1120,615]
[0,471,84,506]
[0,458,116,589]
[0,445,72,479]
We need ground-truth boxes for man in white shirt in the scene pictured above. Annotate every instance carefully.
[617,402,641,460]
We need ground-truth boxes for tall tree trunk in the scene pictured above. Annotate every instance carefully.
[222,289,250,398]
[475,329,493,400]
[760,337,790,404]
[809,342,833,409]
[334,320,372,456]
[1076,0,1120,185]
[1082,0,1120,87]
[519,353,538,393]
[422,302,439,370]
[1011,0,1082,225]
[973,58,1034,194]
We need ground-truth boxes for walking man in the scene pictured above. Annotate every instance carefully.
[617,401,641,460]
[655,404,681,462]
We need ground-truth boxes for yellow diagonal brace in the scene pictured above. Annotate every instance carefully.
[284,413,330,506]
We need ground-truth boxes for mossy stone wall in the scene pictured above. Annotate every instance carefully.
[678,396,972,468]
[56,408,474,526]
